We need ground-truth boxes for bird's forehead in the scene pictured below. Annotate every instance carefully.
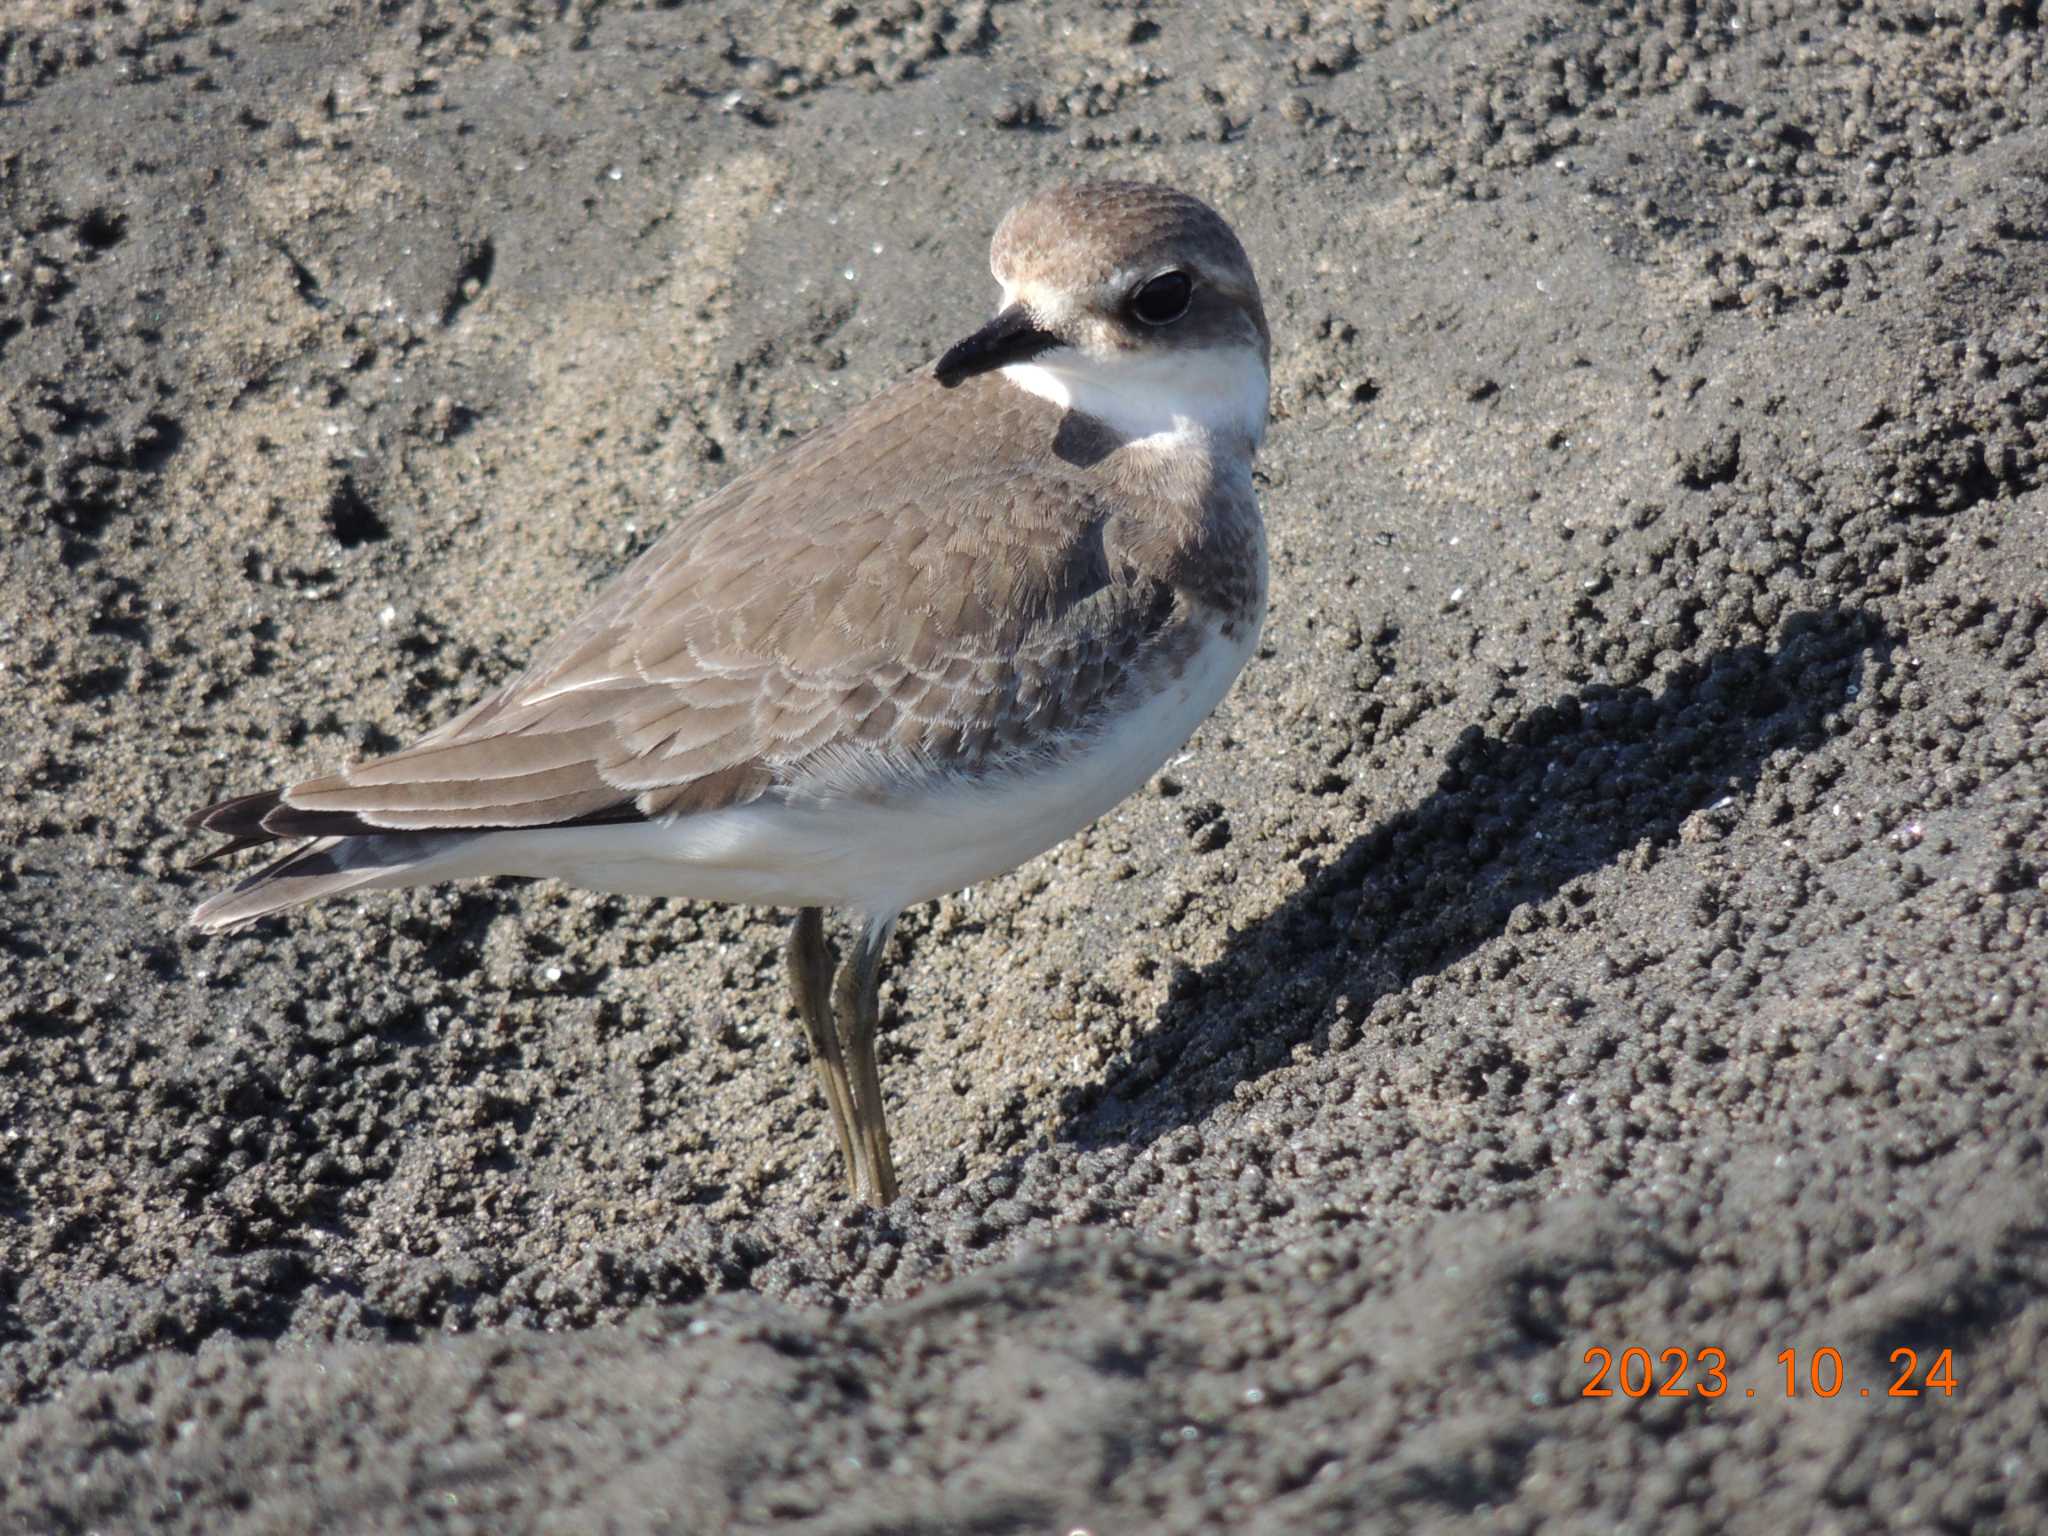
[989,180,1250,292]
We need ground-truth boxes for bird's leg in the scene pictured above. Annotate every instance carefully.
[832,913,900,1207]
[787,906,860,1197]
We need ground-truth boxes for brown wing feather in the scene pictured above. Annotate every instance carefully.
[195,368,1225,853]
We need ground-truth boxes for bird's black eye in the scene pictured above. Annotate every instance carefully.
[1128,269,1193,326]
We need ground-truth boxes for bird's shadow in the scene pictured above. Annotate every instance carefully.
[1055,606,1896,1153]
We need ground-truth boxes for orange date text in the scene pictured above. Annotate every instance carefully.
[1580,1346,1957,1400]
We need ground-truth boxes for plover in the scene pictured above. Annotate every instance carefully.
[189,180,1271,1207]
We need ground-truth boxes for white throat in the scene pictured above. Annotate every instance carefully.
[999,344,1269,453]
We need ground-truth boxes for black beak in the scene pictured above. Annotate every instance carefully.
[933,303,1059,387]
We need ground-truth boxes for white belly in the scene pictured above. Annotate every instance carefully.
[410,615,1260,917]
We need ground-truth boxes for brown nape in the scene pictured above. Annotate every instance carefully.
[184,785,652,868]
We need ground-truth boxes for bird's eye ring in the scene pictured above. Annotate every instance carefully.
[1128,270,1193,326]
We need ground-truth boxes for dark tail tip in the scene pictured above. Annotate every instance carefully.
[189,788,288,837]
[185,789,293,868]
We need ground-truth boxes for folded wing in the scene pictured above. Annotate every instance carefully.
[191,373,1185,862]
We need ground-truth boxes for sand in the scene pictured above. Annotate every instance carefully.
[1,1,2043,1530]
